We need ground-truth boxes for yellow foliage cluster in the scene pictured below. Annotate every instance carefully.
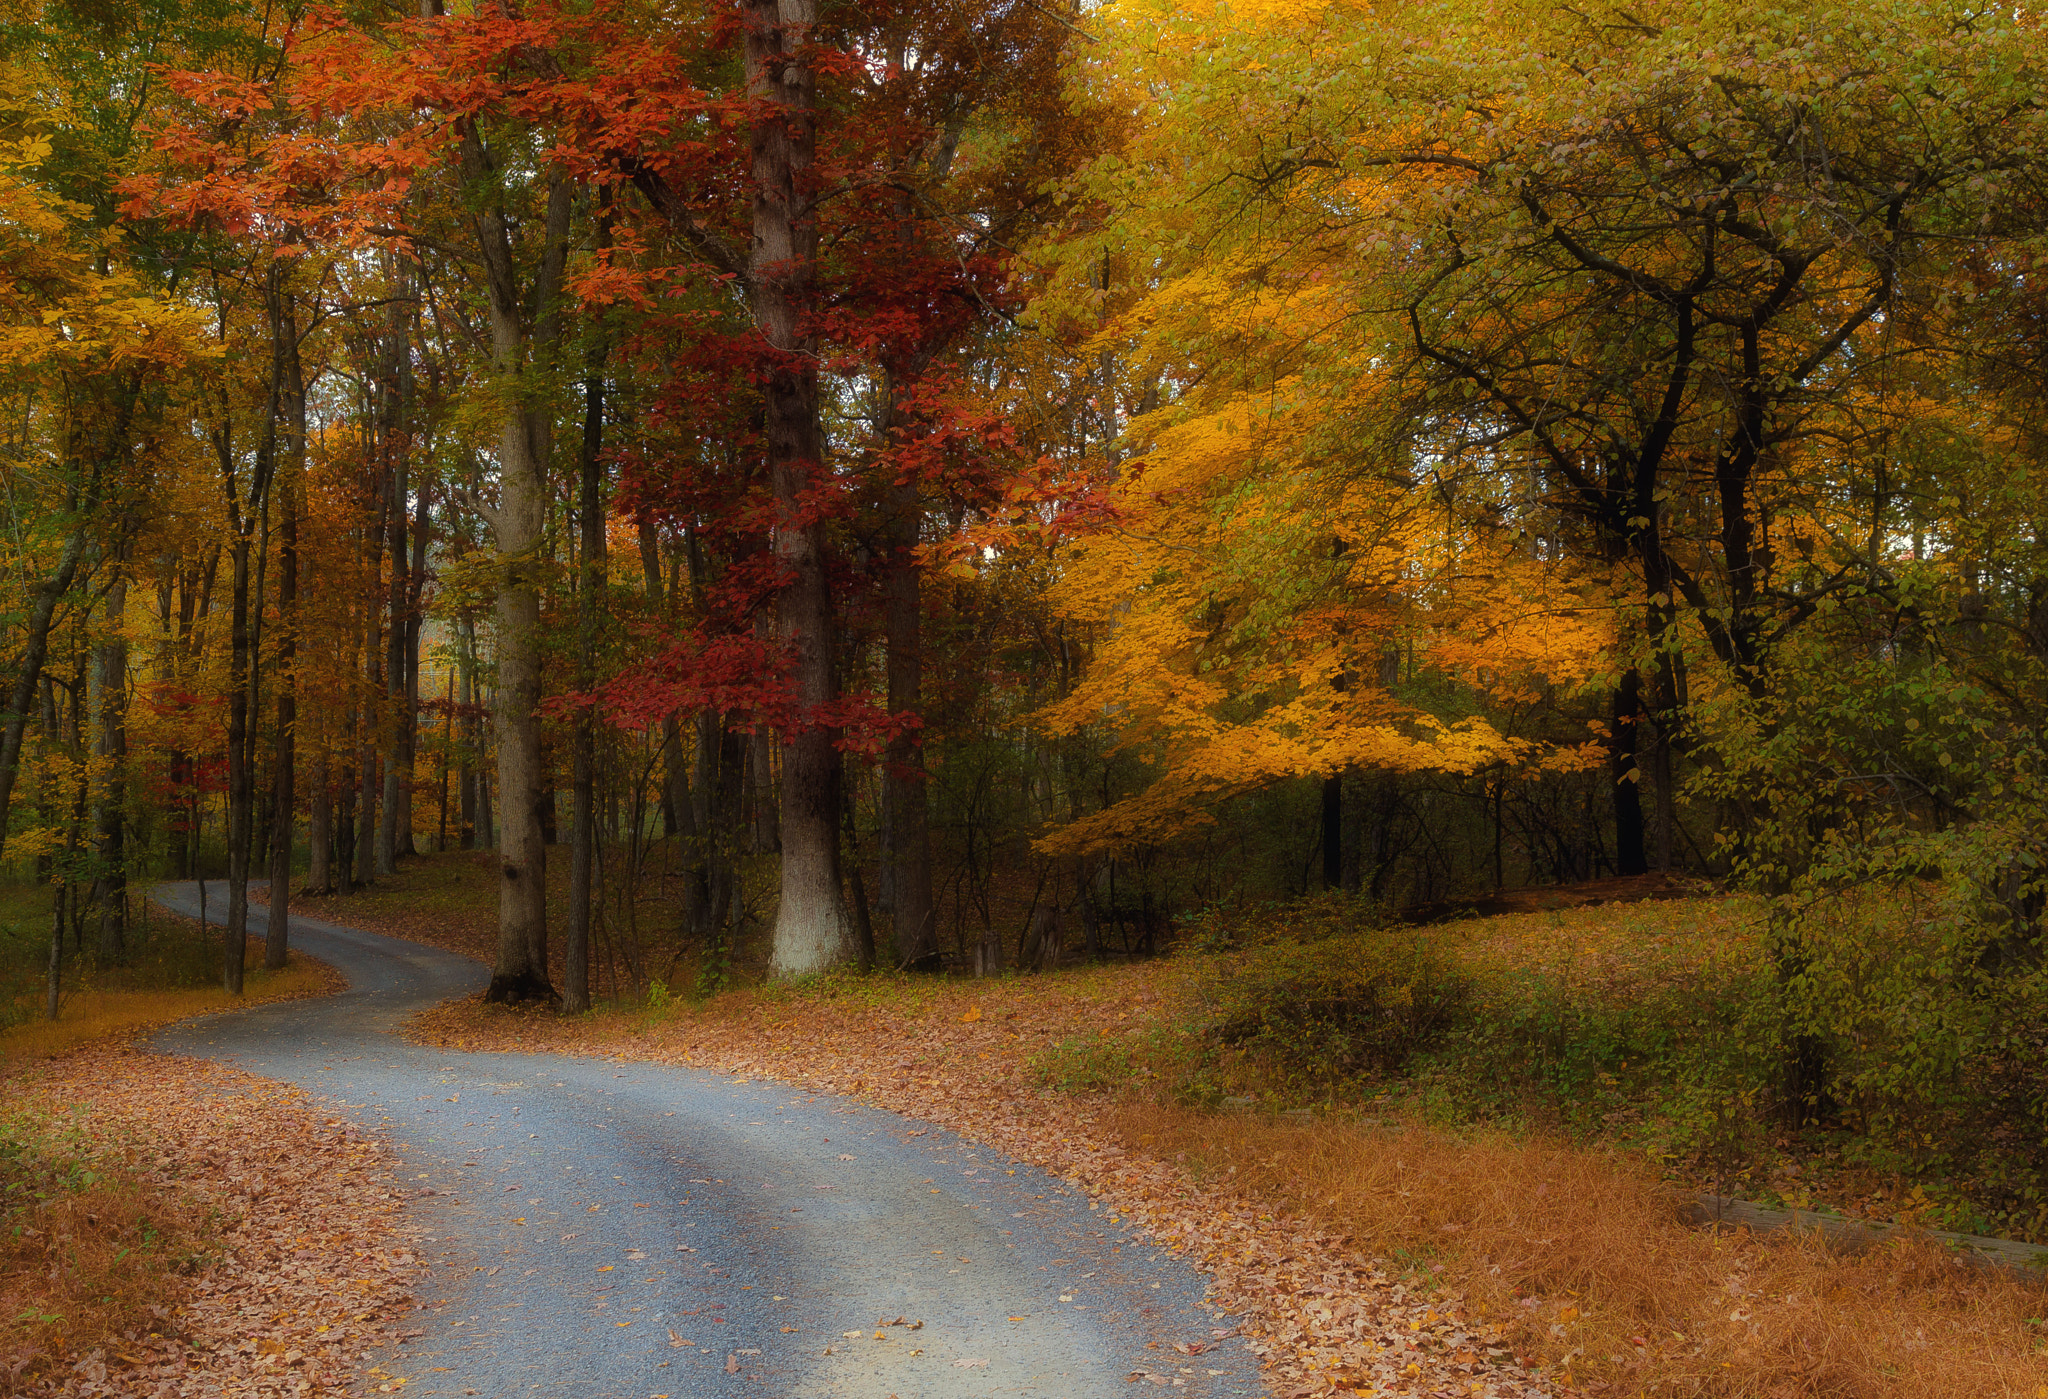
[1036,363,1609,853]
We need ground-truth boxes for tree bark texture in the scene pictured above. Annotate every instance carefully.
[565,328,607,1015]
[883,476,935,969]
[469,138,571,1005]
[747,0,853,977]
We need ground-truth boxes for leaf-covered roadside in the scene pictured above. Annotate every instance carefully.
[411,969,1562,1399]
[3,1047,423,1397]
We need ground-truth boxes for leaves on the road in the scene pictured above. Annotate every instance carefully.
[410,965,1563,1399]
[2,1045,419,1397]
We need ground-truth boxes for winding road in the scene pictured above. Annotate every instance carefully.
[147,883,1264,1399]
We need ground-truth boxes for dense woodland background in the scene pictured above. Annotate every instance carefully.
[10,0,2048,1216]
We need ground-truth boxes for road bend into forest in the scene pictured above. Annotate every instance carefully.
[145,883,1263,1399]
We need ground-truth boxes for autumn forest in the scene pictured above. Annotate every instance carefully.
[9,0,2048,1394]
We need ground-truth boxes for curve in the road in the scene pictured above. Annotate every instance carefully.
[147,884,1266,1399]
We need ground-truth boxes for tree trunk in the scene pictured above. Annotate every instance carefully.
[355,717,378,887]
[749,670,779,853]
[746,0,853,976]
[399,479,430,857]
[639,519,690,842]
[223,527,254,995]
[1610,669,1648,877]
[266,305,303,966]
[336,740,356,893]
[458,614,479,849]
[469,141,571,1005]
[883,479,935,969]
[565,323,608,1015]
[355,501,383,888]
[93,572,128,962]
[1321,773,1343,890]
[223,304,284,993]
[0,526,88,863]
[378,342,408,877]
[307,739,332,895]
[439,668,455,851]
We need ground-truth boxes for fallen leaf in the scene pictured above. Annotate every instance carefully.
[725,1354,739,1373]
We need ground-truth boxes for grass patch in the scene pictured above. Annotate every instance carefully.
[1109,1101,2048,1398]
[0,882,340,1057]
[0,953,335,1061]
[0,1102,211,1387]
[406,890,2048,1399]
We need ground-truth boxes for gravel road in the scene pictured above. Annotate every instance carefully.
[147,883,1264,1399]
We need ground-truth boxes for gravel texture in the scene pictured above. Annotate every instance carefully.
[148,884,1263,1399]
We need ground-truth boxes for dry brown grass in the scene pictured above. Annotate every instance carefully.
[0,1130,210,1393]
[0,918,346,1388]
[0,950,339,1062]
[1110,1102,2048,1397]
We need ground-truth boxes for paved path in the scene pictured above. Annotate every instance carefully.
[148,884,1261,1399]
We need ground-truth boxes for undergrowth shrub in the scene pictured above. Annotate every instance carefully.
[1758,872,2048,1238]
[0,1106,205,1389]
[1411,957,1770,1161]
[1192,928,1472,1099]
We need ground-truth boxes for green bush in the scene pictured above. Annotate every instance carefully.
[0,1108,105,1217]
[1195,928,1472,1093]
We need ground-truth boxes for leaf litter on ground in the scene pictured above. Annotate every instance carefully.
[405,961,1563,1399]
[3,1044,423,1398]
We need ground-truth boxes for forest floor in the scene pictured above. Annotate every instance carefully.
[279,852,2048,1398]
[0,899,425,1398]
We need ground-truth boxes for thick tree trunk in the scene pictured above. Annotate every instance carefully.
[469,148,570,1005]
[1610,669,1648,877]
[746,0,853,977]
[489,447,553,1001]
